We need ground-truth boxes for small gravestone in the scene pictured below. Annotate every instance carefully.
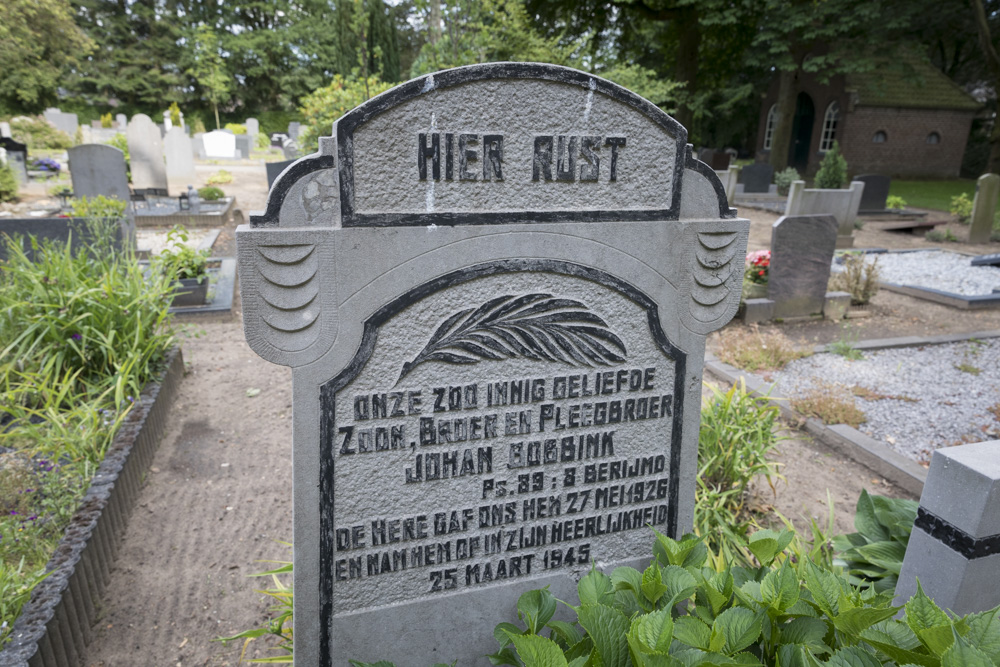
[265,159,295,189]
[897,440,1000,615]
[742,163,773,193]
[203,130,236,158]
[287,121,301,140]
[235,134,252,159]
[127,114,168,191]
[856,174,891,211]
[768,214,839,318]
[971,252,1000,267]
[115,113,128,130]
[970,173,1000,244]
[238,63,748,666]
[270,132,289,148]
[44,107,78,137]
[192,133,206,160]
[164,127,196,191]
[246,118,259,139]
[68,144,130,201]
[0,122,11,138]
[1,137,28,184]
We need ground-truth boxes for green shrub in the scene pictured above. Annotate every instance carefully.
[298,75,394,152]
[206,169,233,185]
[885,194,907,210]
[926,228,959,242]
[197,185,224,201]
[774,167,800,196]
[100,112,113,128]
[153,225,209,282]
[9,117,73,150]
[256,131,272,150]
[815,140,848,189]
[0,164,18,203]
[950,192,973,223]
[191,116,207,134]
[224,122,246,135]
[169,102,182,127]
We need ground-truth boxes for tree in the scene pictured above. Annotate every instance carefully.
[187,26,232,129]
[0,0,93,112]
[972,0,1000,173]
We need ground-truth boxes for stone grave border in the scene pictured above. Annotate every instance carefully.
[0,348,185,667]
[134,197,238,228]
[167,257,237,318]
[705,329,1000,497]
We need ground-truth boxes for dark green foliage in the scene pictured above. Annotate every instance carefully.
[197,186,225,201]
[0,164,18,203]
[9,117,73,150]
[833,489,917,593]
[815,141,849,190]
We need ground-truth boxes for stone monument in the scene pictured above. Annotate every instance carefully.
[127,113,168,191]
[246,117,259,140]
[237,63,748,667]
[68,144,130,201]
[969,173,999,244]
[203,129,236,159]
[164,126,196,191]
[767,214,839,318]
[0,138,28,184]
[741,163,773,194]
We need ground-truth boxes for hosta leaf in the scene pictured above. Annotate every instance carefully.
[642,562,668,605]
[854,489,891,543]
[579,568,615,608]
[855,541,907,575]
[674,616,712,650]
[942,634,995,667]
[506,631,570,667]
[578,604,630,667]
[629,608,675,653]
[824,645,883,667]
[906,582,952,636]
[760,562,799,613]
[713,607,763,655]
[518,589,557,634]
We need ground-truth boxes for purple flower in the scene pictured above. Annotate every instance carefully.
[71,333,82,341]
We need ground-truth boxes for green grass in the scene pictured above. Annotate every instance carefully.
[888,179,976,212]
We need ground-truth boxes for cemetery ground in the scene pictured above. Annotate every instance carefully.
[3,163,999,664]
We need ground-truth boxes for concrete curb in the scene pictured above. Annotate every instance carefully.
[0,348,185,667]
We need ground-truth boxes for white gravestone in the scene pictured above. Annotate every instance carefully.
[115,113,128,130]
[203,129,236,159]
[126,113,168,190]
[237,63,748,667]
[164,126,196,191]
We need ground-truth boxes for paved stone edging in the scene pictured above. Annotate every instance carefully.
[704,329,1000,498]
[0,347,185,667]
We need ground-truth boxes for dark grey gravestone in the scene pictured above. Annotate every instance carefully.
[709,152,730,170]
[69,144,131,201]
[971,253,1000,267]
[235,134,252,159]
[237,62,749,667]
[1,137,28,184]
[768,214,839,318]
[266,159,295,189]
[742,163,773,193]
[0,218,122,262]
[856,174,891,211]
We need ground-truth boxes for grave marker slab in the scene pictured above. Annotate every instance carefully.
[115,113,128,130]
[287,121,301,140]
[768,214,839,318]
[970,173,1000,244]
[127,114,168,190]
[203,130,236,158]
[971,252,1000,267]
[235,134,252,159]
[44,107,78,137]
[68,144,130,201]
[238,63,748,667]
[0,121,11,138]
[856,174,891,211]
[0,138,28,184]
[246,118,259,139]
[265,159,295,189]
[742,163,773,193]
[164,127,196,191]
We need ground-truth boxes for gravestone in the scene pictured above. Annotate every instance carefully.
[116,113,128,130]
[127,113,168,191]
[270,132,289,147]
[265,159,295,189]
[246,118,259,140]
[192,133,206,160]
[971,252,1000,267]
[768,214,839,318]
[68,144,130,201]
[44,107,78,137]
[969,173,1000,244]
[164,126,196,191]
[287,121,301,140]
[203,129,236,158]
[1,137,28,184]
[235,134,252,159]
[742,163,773,193]
[897,440,1000,615]
[0,121,11,138]
[163,110,173,131]
[856,174,891,211]
[238,63,749,667]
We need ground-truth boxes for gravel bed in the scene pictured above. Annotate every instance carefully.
[136,228,215,256]
[834,250,1000,296]
[757,338,1000,463]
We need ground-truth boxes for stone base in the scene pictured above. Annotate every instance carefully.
[896,527,1000,614]
[835,234,855,249]
[824,291,851,321]
[741,298,775,324]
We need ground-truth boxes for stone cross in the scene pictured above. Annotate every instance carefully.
[126,114,168,191]
[897,440,1000,615]
[767,214,839,318]
[237,63,748,667]
[969,173,999,244]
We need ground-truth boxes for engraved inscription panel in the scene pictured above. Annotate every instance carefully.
[323,271,683,615]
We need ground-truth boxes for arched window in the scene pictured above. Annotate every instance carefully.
[763,105,777,150]
[873,131,888,143]
[820,101,839,151]
[927,132,941,144]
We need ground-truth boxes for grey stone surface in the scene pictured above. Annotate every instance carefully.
[235,134,252,159]
[287,121,301,139]
[971,252,1000,267]
[203,130,236,158]
[44,107,78,137]
[237,63,748,667]
[1,138,28,184]
[246,118,259,138]
[970,173,1000,244]
[742,298,775,323]
[856,174,891,211]
[127,114,168,190]
[897,440,1000,614]
[784,180,864,245]
[742,163,773,193]
[266,160,295,189]
[192,133,206,160]
[68,144,130,201]
[0,121,10,138]
[115,113,127,130]
[823,291,851,320]
[0,217,123,262]
[768,214,839,318]
[164,127,196,192]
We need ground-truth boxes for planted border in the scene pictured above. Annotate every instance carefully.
[0,347,184,667]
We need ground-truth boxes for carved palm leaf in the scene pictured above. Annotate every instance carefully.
[397,293,628,382]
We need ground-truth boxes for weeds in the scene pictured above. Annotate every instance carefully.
[218,548,293,664]
[850,385,918,403]
[206,169,234,185]
[790,381,866,427]
[955,363,982,375]
[990,401,1000,422]
[925,228,959,242]
[828,324,864,360]
[830,253,880,305]
[950,192,972,223]
[714,324,809,372]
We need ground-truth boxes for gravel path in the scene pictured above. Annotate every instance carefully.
[758,338,1000,462]
[835,250,1000,296]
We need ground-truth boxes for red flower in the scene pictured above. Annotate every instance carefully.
[758,270,765,276]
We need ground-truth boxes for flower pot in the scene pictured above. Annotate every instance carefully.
[743,282,768,300]
[171,277,209,306]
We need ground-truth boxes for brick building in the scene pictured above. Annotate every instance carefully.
[756,58,980,178]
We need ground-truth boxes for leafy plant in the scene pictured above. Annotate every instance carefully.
[828,325,864,360]
[70,194,128,255]
[10,117,73,150]
[169,101,182,127]
[218,550,293,663]
[814,140,848,189]
[224,122,246,134]
[0,164,18,203]
[197,185,225,201]
[791,381,866,427]
[744,250,770,286]
[298,74,395,152]
[925,228,959,242]
[774,167,800,196]
[950,192,972,224]
[714,324,809,372]
[833,490,916,594]
[106,132,131,181]
[153,225,209,283]
[206,169,233,185]
[830,253,880,306]
[100,112,113,128]
[885,194,907,210]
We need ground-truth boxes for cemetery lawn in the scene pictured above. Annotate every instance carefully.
[888,178,975,212]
